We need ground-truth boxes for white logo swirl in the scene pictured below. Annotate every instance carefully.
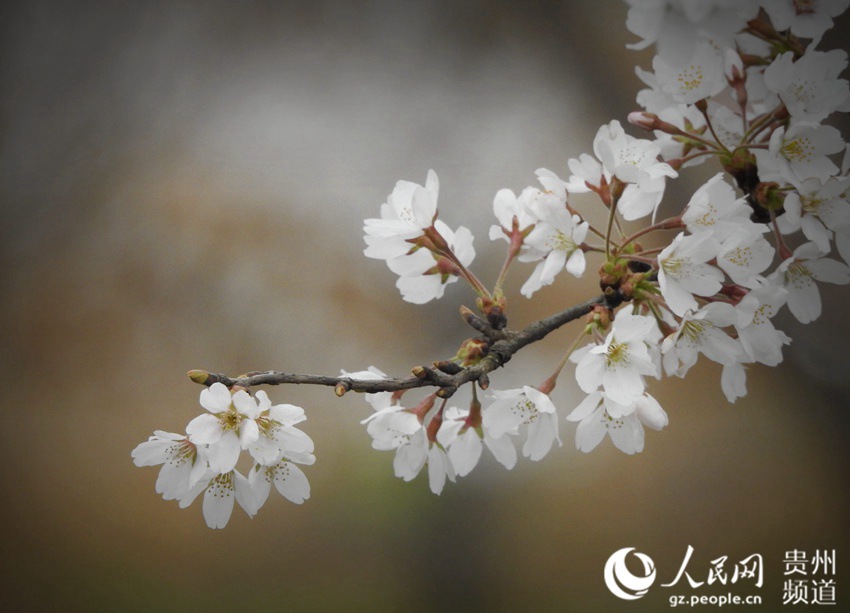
[604,547,656,600]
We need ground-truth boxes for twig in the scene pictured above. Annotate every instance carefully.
[190,293,616,399]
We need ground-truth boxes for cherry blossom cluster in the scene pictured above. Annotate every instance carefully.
[132,383,314,528]
[354,365,565,494]
[134,0,850,524]
[357,0,850,485]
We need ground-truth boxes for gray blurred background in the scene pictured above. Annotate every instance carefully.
[1,1,849,611]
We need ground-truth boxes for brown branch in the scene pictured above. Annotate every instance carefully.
[190,292,619,399]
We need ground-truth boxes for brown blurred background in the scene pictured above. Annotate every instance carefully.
[1,1,849,611]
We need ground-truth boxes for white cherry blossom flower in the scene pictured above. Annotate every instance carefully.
[437,405,517,475]
[437,408,483,478]
[483,387,561,461]
[488,187,541,243]
[426,443,456,495]
[761,0,850,46]
[596,120,678,189]
[625,0,757,59]
[661,302,745,376]
[178,469,259,530]
[535,167,571,197]
[569,121,677,221]
[716,228,775,288]
[131,431,209,501]
[186,383,260,474]
[652,42,726,104]
[763,50,849,125]
[734,281,791,366]
[243,390,314,467]
[361,403,423,452]
[657,231,724,315]
[566,391,668,455]
[389,220,475,304]
[769,242,850,323]
[248,460,311,506]
[363,169,438,243]
[777,176,850,254]
[572,312,662,405]
[360,395,463,493]
[392,427,429,482]
[682,173,759,241]
[203,470,259,529]
[756,124,844,184]
[519,206,588,297]
[382,423,456,495]
[566,152,604,193]
[635,65,678,115]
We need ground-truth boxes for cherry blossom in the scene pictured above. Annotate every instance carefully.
[483,387,561,462]
[363,169,439,247]
[681,174,758,240]
[769,242,850,323]
[657,231,724,315]
[131,431,208,501]
[716,229,775,288]
[186,383,260,474]
[661,302,745,377]
[763,50,850,125]
[652,42,726,104]
[519,205,589,297]
[390,221,476,304]
[248,460,311,506]
[566,391,669,455]
[567,120,677,221]
[761,0,850,46]
[572,312,662,406]
[756,124,845,184]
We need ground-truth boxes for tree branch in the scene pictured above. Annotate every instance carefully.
[190,292,618,399]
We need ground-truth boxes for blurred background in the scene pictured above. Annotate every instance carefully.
[1,1,848,611]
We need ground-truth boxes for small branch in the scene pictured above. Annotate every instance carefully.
[190,293,613,399]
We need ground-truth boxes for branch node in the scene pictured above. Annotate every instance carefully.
[188,370,220,386]
[436,385,457,399]
[412,365,432,380]
[459,305,492,335]
[433,360,463,375]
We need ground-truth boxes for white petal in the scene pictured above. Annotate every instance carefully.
[202,474,236,529]
[272,462,311,504]
[131,437,177,467]
[574,408,607,453]
[199,382,232,414]
[207,431,241,473]
[232,390,259,418]
[233,470,260,517]
[248,465,273,510]
[185,413,223,445]
[483,432,517,469]
[447,430,482,477]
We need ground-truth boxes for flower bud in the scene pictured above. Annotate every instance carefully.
[188,369,213,386]
[433,360,463,375]
[628,111,658,131]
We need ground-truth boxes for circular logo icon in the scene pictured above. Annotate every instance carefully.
[604,547,657,600]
